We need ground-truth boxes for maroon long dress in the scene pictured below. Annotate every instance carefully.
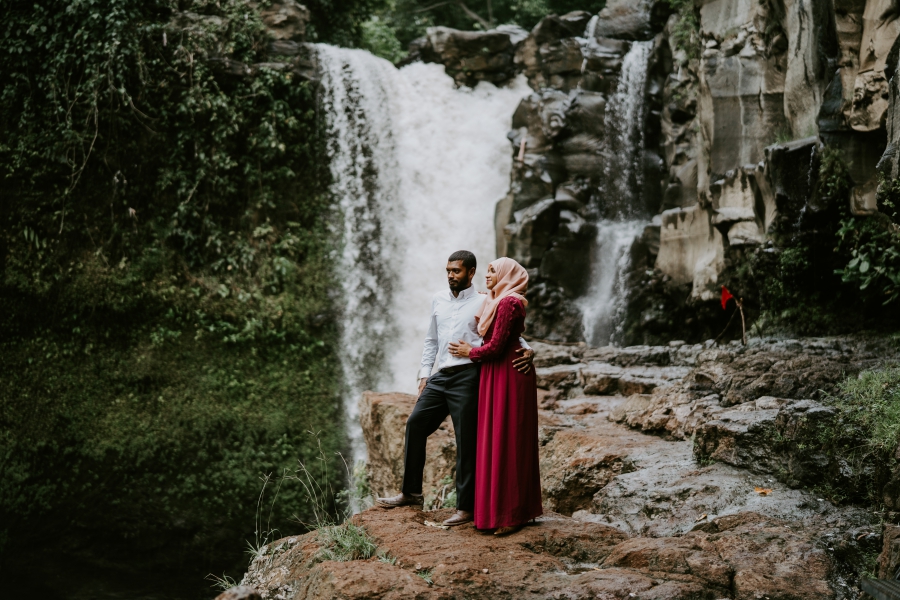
[469,295,542,529]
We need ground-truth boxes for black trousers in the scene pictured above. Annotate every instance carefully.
[400,366,479,511]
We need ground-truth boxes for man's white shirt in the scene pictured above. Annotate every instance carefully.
[418,285,531,380]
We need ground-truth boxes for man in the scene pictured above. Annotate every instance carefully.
[376,250,535,526]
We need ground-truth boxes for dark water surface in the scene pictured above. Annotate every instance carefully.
[5,555,220,600]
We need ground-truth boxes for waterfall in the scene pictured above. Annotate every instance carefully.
[317,45,529,464]
[578,41,653,346]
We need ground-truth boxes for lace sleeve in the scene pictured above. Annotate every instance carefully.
[470,297,524,362]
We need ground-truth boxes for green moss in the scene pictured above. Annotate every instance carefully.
[0,0,347,573]
[826,367,900,457]
[812,365,900,505]
[663,0,700,62]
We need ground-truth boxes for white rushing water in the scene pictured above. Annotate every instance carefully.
[317,45,529,464]
[578,41,653,346]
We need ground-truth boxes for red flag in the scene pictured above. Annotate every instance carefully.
[721,286,734,310]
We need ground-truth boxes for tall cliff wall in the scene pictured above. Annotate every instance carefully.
[411,0,900,343]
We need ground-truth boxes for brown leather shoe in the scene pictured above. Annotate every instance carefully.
[442,510,473,527]
[376,492,423,508]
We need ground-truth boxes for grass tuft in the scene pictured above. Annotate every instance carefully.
[826,366,900,454]
[205,573,238,591]
[315,522,379,562]
[417,568,434,585]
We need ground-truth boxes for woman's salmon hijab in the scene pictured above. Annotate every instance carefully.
[475,257,529,336]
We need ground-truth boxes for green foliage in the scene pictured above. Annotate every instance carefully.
[424,474,455,509]
[741,146,863,334]
[818,146,856,211]
[663,0,700,61]
[836,215,900,305]
[827,367,900,456]
[360,15,406,62]
[339,460,374,510]
[0,0,346,572]
[207,573,239,591]
[816,366,900,504]
[316,522,380,562]
[836,175,900,306]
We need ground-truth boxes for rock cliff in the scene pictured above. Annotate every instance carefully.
[233,336,900,599]
[411,0,900,343]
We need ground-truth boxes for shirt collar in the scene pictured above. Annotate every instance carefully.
[450,285,477,301]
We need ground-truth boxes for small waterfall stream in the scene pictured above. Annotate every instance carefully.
[578,41,653,346]
[317,45,529,464]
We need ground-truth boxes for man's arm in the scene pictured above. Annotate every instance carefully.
[418,298,439,388]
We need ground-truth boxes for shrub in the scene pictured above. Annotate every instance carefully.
[817,366,900,504]
[0,0,346,574]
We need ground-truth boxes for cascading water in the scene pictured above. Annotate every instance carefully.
[578,40,653,346]
[317,45,529,465]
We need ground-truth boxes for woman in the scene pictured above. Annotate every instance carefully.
[449,257,542,535]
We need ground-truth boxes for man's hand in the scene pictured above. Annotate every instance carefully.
[448,339,473,358]
[512,347,534,374]
[418,378,427,397]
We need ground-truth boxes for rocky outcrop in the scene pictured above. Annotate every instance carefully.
[359,392,456,505]
[214,586,261,600]
[620,336,895,439]
[240,336,891,598]
[594,0,672,42]
[239,507,867,600]
[167,1,319,83]
[412,0,900,343]
[358,340,879,529]
[409,25,529,87]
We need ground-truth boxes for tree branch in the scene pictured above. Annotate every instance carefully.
[456,0,491,29]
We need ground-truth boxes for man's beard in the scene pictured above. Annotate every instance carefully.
[448,278,467,291]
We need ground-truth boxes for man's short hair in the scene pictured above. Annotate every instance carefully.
[448,250,476,270]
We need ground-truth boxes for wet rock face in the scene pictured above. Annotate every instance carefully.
[405,1,900,342]
[594,0,672,42]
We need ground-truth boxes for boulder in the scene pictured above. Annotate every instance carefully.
[420,26,528,87]
[623,336,896,440]
[540,427,638,514]
[517,12,593,92]
[523,280,586,342]
[358,392,456,503]
[532,11,593,45]
[505,198,562,269]
[593,0,672,42]
[535,363,583,396]
[528,340,585,368]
